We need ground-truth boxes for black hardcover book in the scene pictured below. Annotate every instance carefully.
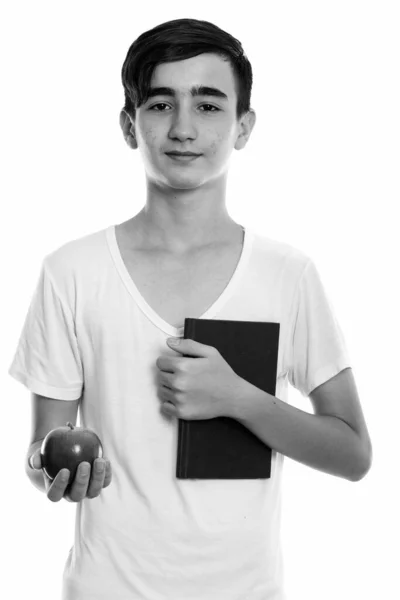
[176,318,280,479]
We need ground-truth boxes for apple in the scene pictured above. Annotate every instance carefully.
[40,422,103,482]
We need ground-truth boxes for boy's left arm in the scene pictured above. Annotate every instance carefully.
[230,367,373,482]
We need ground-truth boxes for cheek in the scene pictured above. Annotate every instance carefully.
[205,131,228,156]
[143,128,158,147]
[137,127,158,153]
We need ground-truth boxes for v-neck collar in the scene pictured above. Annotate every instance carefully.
[106,224,254,337]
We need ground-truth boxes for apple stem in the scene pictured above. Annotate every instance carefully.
[66,422,74,430]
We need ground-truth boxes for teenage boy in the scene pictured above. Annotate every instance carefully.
[9,17,372,600]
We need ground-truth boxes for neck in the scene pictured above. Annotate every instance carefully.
[131,176,242,254]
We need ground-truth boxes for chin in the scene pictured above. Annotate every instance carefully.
[156,171,212,190]
[166,180,206,191]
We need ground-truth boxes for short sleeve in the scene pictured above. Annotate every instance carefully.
[8,260,83,400]
[288,258,352,397]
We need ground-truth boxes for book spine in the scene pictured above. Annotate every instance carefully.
[182,318,196,478]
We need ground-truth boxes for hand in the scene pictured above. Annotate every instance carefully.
[29,448,112,503]
[156,337,245,421]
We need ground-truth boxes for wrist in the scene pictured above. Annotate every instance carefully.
[227,376,254,420]
[229,376,275,424]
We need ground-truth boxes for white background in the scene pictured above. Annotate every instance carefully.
[2,1,399,599]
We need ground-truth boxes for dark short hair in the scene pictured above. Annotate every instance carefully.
[121,18,253,122]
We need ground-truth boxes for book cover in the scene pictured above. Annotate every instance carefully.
[176,318,280,479]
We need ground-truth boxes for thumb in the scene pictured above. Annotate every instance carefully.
[29,448,43,470]
[166,337,215,357]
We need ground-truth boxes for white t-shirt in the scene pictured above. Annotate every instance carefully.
[9,224,351,600]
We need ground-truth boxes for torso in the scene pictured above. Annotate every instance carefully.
[115,220,245,329]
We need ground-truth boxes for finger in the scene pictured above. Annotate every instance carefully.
[47,469,70,503]
[102,460,112,489]
[65,462,91,503]
[86,459,106,499]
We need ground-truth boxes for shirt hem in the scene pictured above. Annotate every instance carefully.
[303,358,352,397]
[8,367,82,400]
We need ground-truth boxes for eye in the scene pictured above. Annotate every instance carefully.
[200,104,220,112]
[148,103,171,112]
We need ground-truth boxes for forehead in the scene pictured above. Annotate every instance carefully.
[150,53,236,97]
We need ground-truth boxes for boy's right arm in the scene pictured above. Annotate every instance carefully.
[26,393,112,503]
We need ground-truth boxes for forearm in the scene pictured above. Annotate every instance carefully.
[25,439,46,493]
[230,379,368,482]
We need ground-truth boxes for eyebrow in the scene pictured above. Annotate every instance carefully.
[146,85,228,101]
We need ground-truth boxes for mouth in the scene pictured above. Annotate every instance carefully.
[165,152,202,162]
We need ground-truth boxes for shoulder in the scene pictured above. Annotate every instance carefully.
[38,226,111,306]
[43,226,110,279]
[249,228,312,283]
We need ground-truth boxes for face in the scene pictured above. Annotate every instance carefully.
[130,53,254,190]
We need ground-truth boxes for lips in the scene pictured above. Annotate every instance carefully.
[165,152,202,157]
[165,152,202,163]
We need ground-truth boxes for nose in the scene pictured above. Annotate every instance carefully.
[168,106,197,142]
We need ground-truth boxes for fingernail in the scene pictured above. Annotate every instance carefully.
[81,464,89,474]
[96,462,104,473]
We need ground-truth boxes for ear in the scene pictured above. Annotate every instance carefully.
[119,109,138,150]
[234,109,256,151]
